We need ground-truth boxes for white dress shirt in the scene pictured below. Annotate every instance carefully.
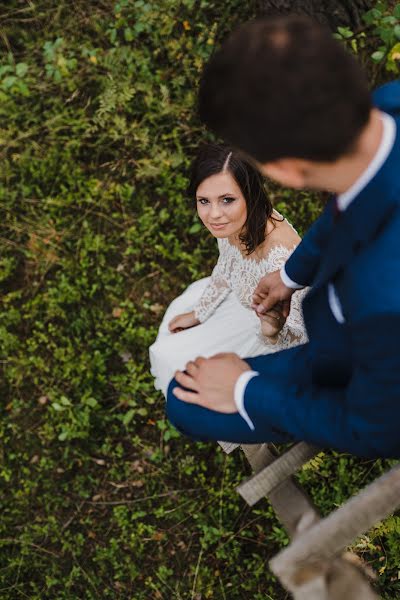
[234,112,397,430]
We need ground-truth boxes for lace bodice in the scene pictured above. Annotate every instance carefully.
[193,237,308,349]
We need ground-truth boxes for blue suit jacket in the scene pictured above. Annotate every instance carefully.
[245,80,400,458]
[167,80,400,458]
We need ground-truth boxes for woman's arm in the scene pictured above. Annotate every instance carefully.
[257,245,308,346]
[274,286,308,347]
[193,253,230,323]
[168,241,231,332]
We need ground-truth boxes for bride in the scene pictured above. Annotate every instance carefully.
[149,143,307,397]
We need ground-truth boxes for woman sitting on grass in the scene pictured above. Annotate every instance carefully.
[149,143,307,397]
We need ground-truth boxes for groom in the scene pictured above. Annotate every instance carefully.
[167,16,400,458]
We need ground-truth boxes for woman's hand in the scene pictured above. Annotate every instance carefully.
[168,311,200,333]
[257,306,286,343]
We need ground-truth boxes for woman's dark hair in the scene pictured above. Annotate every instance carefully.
[188,143,275,255]
[199,16,372,163]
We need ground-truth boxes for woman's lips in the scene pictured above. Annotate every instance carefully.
[210,223,229,230]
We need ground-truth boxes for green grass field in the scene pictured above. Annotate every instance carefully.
[1,1,400,598]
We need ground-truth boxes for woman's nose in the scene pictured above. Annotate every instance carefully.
[209,202,223,219]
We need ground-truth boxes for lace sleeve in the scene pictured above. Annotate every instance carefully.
[277,286,309,348]
[193,241,231,323]
[260,245,308,349]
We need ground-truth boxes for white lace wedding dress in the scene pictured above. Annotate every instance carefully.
[149,237,308,398]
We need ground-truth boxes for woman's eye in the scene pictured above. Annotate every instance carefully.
[197,198,209,205]
[223,197,235,203]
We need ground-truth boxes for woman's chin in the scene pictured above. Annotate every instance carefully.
[207,224,234,237]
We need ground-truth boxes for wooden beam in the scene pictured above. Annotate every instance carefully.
[237,442,319,506]
[241,443,320,537]
[270,463,400,591]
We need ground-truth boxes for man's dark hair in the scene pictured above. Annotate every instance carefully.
[188,143,277,255]
[199,17,372,163]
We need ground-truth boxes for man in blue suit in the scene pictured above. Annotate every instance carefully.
[166,17,400,458]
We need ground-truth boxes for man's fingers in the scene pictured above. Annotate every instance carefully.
[194,356,207,367]
[251,297,264,310]
[173,387,204,405]
[252,290,267,303]
[255,295,279,315]
[252,292,268,305]
[175,370,200,392]
[255,295,292,317]
[212,352,236,359]
[186,361,198,376]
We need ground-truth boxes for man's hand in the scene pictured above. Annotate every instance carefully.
[173,353,251,413]
[252,270,294,317]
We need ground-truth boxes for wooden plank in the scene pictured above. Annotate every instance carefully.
[237,442,319,506]
[270,463,400,589]
[218,441,239,454]
[285,557,379,600]
[241,444,320,537]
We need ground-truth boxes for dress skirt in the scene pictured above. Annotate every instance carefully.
[149,277,277,397]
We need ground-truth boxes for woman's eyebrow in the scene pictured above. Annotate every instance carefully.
[196,193,236,199]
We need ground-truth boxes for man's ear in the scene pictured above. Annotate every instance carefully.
[258,158,310,189]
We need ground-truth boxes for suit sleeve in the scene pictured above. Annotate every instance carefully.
[284,203,334,287]
[243,313,400,458]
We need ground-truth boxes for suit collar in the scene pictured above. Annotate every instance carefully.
[313,114,400,289]
[336,112,396,211]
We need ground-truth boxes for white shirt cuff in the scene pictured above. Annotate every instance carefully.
[280,266,304,290]
[234,370,259,431]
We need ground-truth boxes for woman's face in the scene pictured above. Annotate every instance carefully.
[196,171,247,239]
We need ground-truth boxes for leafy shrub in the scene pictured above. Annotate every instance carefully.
[335,1,400,78]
